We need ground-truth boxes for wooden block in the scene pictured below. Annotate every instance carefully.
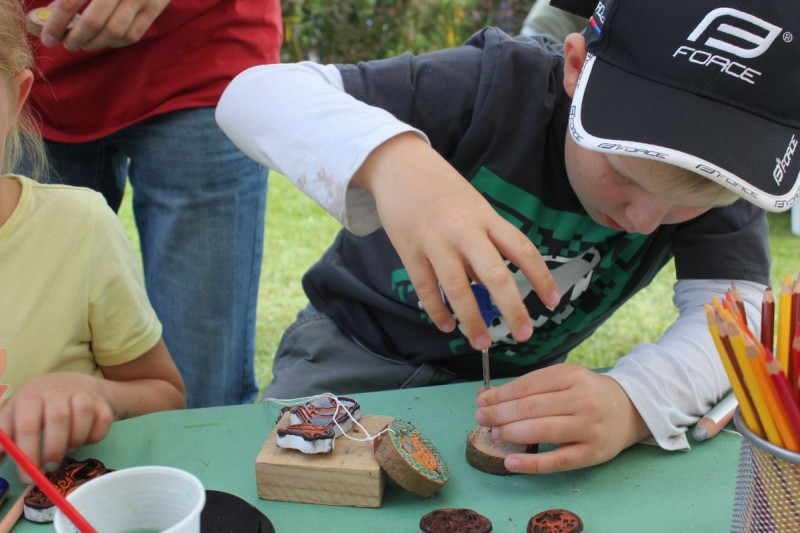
[255,413,393,508]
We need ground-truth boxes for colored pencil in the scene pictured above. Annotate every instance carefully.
[692,391,737,441]
[744,335,800,452]
[764,349,800,448]
[0,486,31,533]
[707,303,763,437]
[791,277,800,388]
[731,282,748,328]
[723,315,781,445]
[793,331,800,403]
[761,286,775,353]
[777,274,793,376]
[0,430,96,533]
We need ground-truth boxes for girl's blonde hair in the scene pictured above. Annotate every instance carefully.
[0,0,46,180]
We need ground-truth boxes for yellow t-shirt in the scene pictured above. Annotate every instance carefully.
[0,175,161,397]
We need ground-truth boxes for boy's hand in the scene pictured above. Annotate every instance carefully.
[38,0,169,50]
[474,363,651,473]
[353,133,560,350]
[0,372,113,483]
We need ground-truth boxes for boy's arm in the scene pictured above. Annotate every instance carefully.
[217,62,418,236]
[217,61,560,347]
[606,278,765,450]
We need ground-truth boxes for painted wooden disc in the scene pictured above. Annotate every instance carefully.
[527,509,584,533]
[419,508,493,533]
[373,419,449,497]
[465,426,538,475]
[23,457,114,523]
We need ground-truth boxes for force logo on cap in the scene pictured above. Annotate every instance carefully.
[572,0,800,212]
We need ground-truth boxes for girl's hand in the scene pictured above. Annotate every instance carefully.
[475,363,651,473]
[0,372,114,482]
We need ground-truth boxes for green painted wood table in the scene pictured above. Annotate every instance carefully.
[0,378,741,532]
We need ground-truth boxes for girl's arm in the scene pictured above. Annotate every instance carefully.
[0,339,185,482]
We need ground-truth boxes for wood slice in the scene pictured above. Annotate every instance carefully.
[373,419,449,498]
[465,426,537,475]
[419,508,493,533]
[527,509,584,533]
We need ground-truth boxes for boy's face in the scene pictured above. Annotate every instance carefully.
[564,135,712,234]
[561,33,714,234]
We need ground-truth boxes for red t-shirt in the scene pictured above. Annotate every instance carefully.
[25,0,282,142]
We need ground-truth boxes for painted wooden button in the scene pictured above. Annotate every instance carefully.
[288,396,361,437]
[276,423,336,454]
[23,457,114,523]
[373,419,450,497]
[527,509,584,533]
[419,508,492,533]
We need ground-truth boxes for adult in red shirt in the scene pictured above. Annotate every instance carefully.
[24,0,282,407]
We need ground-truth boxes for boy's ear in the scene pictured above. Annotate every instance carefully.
[562,33,588,98]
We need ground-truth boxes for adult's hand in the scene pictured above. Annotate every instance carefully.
[475,363,651,473]
[39,0,170,50]
[353,133,560,350]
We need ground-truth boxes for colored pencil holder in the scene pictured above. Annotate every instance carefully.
[732,409,800,532]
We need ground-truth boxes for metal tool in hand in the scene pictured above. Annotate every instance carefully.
[443,283,498,390]
[481,347,491,390]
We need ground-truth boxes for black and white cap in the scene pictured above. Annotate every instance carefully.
[569,0,800,212]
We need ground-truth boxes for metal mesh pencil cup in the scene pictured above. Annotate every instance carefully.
[732,409,800,532]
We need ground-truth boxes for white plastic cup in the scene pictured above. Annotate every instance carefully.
[53,465,205,533]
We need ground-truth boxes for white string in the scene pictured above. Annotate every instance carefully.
[262,392,393,443]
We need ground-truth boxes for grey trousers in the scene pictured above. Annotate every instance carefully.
[262,307,461,400]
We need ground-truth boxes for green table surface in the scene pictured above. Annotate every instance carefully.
[0,379,741,532]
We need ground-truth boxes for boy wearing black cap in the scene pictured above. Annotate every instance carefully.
[216,0,797,473]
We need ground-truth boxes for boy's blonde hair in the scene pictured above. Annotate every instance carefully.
[647,157,740,208]
[0,0,46,180]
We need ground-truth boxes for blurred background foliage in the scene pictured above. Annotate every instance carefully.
[281,0,530,63]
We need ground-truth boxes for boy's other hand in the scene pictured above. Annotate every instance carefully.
[353,133,560,350]
[474,363,651,473]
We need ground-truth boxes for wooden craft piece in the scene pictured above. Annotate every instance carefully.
[256,413,393,508]
[288,396,361,437]
[373,419,450,498]
[465,427,538,475]
[527,509,584,533]
[25,7,80,38]
[276,423,336,454]
[23,457,113,523]
[419,508,493,533]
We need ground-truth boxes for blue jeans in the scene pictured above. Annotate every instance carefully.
[38,108,267,407]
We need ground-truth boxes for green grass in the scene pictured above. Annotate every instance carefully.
[118,178,799,394]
